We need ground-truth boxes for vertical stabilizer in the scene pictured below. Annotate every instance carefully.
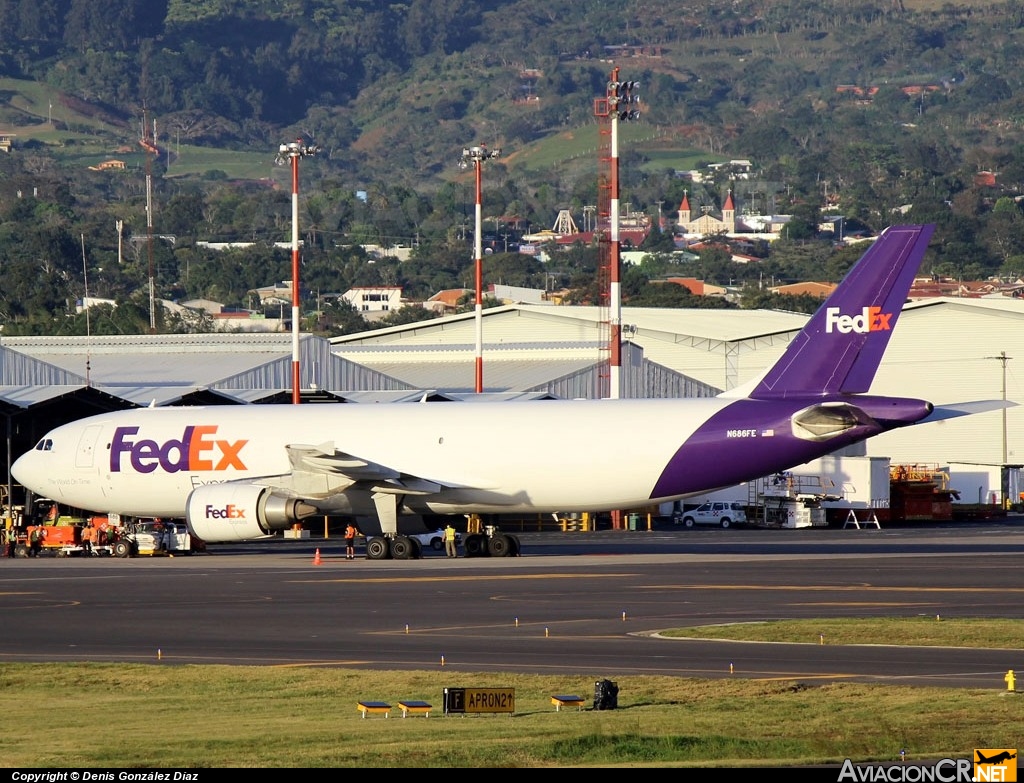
[750,224,934,399]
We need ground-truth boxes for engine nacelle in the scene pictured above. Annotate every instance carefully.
[185,483,317,542]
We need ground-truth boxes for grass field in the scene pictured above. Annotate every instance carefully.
[0,663,1017,768]
[661,617,1024,648]
[0,77,274,178]
[165,144,279,180]
[1,618,1019,768]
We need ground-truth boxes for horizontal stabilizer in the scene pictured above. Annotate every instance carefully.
[923,399,1017,423]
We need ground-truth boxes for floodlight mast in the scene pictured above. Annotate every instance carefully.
[459,144,501,393]
[603,69,640,399]
[275,139,320,404]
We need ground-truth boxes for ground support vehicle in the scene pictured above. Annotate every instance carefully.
[751,473,837,528]
[675,501,748,528]
[11,499,92,556]
[116,520,197,557]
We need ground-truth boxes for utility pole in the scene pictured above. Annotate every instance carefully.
[140,111,158,334]
[986,351,1013,464]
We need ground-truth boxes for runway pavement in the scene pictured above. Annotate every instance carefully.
[1,522,1022,688]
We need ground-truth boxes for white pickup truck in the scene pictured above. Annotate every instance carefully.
[119,520,196,556]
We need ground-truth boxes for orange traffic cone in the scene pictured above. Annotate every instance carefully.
[313,548,322,566]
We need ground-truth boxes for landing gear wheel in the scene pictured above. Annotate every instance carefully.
[507,534,521,557]
[366,537,390,560]
[487,533,511,557]
[463,533,487,558]
[391,536,414,560]
[409,538,422,559]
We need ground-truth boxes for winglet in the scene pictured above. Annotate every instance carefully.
[750,224,934,399]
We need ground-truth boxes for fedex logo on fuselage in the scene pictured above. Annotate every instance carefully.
[824,306,892,334]
[110,425,249,474]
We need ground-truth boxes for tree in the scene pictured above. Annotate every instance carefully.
[315,298,366,337]
[377,303,438,327]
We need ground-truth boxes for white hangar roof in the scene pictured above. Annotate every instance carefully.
[331,305,809,393]
[1,333,314,387]
[0,333,414,406]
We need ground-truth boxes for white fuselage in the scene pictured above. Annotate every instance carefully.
[13,399,730,517]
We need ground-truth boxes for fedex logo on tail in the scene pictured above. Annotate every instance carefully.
[825,306,893,334]
[110,425,249,474]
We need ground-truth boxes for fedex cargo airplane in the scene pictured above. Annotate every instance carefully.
[10,224,1000,558]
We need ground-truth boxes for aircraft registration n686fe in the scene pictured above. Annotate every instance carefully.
[10,224,1004,559]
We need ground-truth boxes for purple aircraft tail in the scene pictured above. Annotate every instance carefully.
[749,224,934,399]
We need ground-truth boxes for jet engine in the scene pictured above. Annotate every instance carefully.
[185,482,318,543]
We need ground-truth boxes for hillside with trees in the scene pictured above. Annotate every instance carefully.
[2,1,1024,334]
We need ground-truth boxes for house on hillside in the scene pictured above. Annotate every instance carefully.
[88,159,126,171]
[424,288,471,315]
[342,286,404,321]
[769,282,837,299]
[250,282,293,307]
[652,277,728,297]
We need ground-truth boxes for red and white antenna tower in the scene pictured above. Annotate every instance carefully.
[276,139,320,404]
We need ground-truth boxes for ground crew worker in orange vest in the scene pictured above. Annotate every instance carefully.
[81,524,94,556]
[345,523,358,560]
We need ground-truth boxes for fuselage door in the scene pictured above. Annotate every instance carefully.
[75,424,103,469]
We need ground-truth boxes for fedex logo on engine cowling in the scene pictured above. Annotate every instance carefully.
[110,425,249,474]
[824,306,893,334]
[206,504,245,519]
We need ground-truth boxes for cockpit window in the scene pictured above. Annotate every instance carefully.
[34,439,53,451]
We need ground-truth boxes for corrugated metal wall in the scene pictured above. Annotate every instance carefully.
[214,339,415,392]
[867,302,1024,465]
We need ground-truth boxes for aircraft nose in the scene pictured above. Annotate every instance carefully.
[12,450,43,493]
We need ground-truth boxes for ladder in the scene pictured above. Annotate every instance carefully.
[843,509,881,529]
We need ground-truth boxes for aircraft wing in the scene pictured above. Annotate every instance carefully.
[274,441,445,498]
[922,400,1017,423]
